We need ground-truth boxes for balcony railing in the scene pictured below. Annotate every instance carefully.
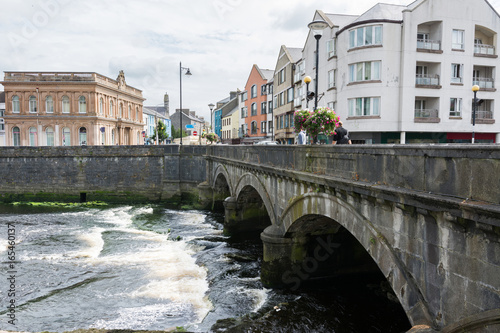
[417,39,441,51]
[473,77,494,89]
[416,74,440,86]
[415,109,439,118]
[474,43,495,55]
[473,110,494,119]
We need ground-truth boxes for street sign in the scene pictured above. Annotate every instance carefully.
[185,124,195,129]
[193,131,198,136]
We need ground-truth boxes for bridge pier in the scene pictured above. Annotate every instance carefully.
[223,196,271,236]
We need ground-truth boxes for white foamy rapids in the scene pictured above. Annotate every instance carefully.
[98,206,135,227]
[72,227,105,258]
[131,241,212,320]
[227,286,269,313]
[91,303,192,330]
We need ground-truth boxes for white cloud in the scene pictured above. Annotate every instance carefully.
[1,0,500,121]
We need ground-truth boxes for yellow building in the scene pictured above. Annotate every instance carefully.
[1,71,145,146]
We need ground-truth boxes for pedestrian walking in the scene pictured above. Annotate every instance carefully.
[333,121,351,144]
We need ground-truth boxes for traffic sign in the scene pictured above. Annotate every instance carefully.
[193,131,198,136]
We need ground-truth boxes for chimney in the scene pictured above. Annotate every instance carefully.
[163,92,169,116]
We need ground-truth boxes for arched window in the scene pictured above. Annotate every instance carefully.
[251,103,257,116]
[79,96,86,113]
[12,126,20,146]
[46,96,54,113]
[251,84,257,98]
[45,127,54,146]
[128,105,131,119]
[79,127,87,145]
[29,96,37,113]
[29,126,37,146]
[62,96,70,113]
[251,121,257,134]
[62,127,70,146]
[109,100,114,117]
[99,97,104,114]
[12,96,20,113]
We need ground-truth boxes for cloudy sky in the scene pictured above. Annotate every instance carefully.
[1,0,500,121]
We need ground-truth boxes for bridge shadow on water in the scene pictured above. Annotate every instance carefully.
[212,223,412,333]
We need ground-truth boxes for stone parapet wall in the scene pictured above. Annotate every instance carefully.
[0,145,208,203]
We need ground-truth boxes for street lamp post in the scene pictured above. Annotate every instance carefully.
[208,103,215,132]
[308,19,329,111]
[304,76,313,109]
[472,85,480,144]
[179,62,192,145]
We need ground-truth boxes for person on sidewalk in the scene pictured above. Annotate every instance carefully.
[333,121,352,144]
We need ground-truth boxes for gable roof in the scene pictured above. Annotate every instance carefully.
[352,3,405,23]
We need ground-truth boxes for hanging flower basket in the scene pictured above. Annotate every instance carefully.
[203,132,218,143]
[294,107,340,138]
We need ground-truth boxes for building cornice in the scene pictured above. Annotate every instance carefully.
[336,19,403,36]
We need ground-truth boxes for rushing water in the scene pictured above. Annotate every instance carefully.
[0,204,411,332]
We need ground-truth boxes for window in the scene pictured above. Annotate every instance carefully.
[279,92,285,106]
[349,25,382,49]
[136,107,139,120]
[326,38,336,57]
[451,63,463,83]
[261,121,267,133]
[241,91,248,102]
[79,96,86,113]
[349,61,380,82]
[29,126,37,146]
[99,98,104,114]
[62,127,70,146]
[110,100,114,117]
[79,127,87,145]
[251,121,257,134]
[45,127,54,146]
[287,87,294,103]
[452,29,465,50]
[119,104,123,118]
[45,96,54,113]
[62,96,70,113]
[279,115,284,129]
[268,121,273,133]
[268,101,273,114]
[273,95,278,109]
[251,85,257,98]
[278,68,286,84]
[261,102,267,114]
[241,106,248,118]
[12,96,20,113]
[450,98,462,117]
[328,102,336,111]
[251,103,257,116]
[128,105,131,119]
[12,127,20,146]
[261,85,267,95]
[111,129,115,145]
[417,32,430,42]
[348,97,380,116]
[29,95,37,113]
[328,70,336,88]
[285,114,289,128]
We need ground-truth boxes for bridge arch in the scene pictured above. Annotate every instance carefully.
[212,163,233,197]
[263,192,434,328]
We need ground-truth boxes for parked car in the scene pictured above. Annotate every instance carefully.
[254,140,279,145]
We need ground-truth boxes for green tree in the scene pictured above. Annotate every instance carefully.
[171,125,187,139]
[150,120,169,144]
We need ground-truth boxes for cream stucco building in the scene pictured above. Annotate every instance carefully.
[1,71,145,146]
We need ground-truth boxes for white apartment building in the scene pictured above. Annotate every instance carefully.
[299,0,500,143]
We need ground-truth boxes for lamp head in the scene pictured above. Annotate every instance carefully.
[185,68,192,76]
[208,103,215,111]
[304,76,312,84]
[308,20,329,38]
[472,85,480,92]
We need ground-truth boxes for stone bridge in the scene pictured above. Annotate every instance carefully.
[204,144,500,333]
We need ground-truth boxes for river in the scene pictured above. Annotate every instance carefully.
[0,203,411,332]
